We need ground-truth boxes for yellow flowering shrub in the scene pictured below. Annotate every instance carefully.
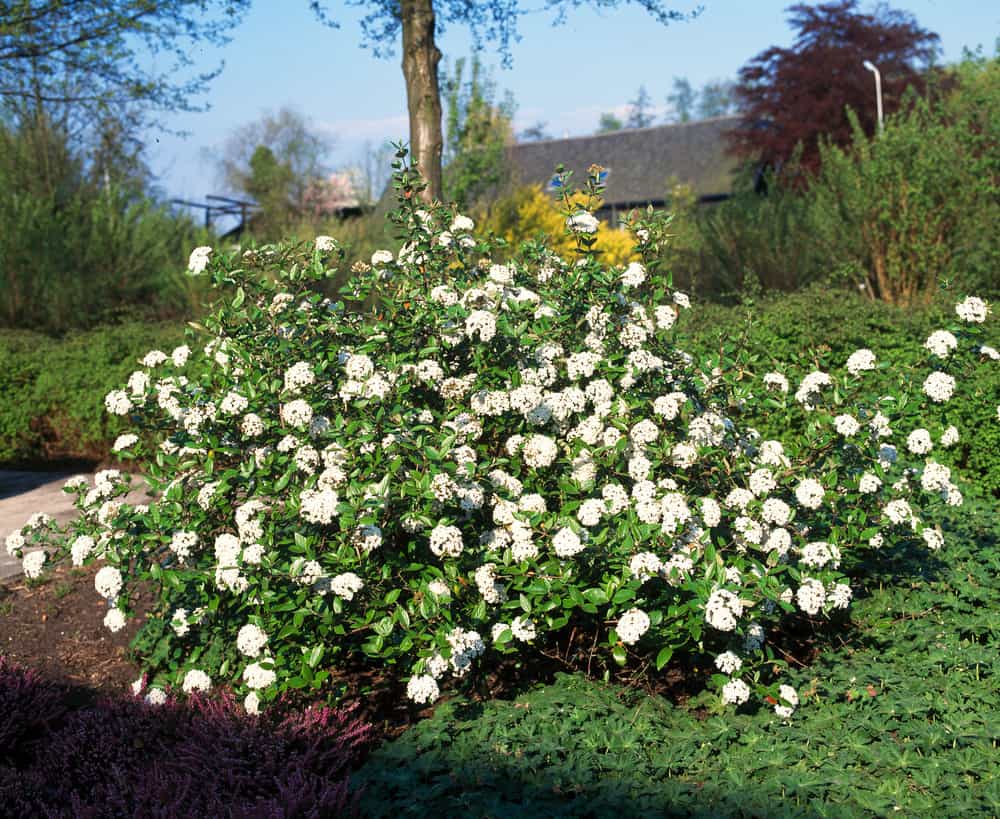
[477,185,638,266]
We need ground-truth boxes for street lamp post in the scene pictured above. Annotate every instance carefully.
[862,59,884,134]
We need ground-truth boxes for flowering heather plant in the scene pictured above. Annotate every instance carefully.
[12,149,997,714]
[0,658,370,816]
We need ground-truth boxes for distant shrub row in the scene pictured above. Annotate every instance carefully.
[0,322,184,466]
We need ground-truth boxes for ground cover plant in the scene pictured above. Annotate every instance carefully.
[0,655,372,817]
[355,498,1000,817]
[7,152,998,725]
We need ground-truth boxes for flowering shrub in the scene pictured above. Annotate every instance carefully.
[9,152,997,716]
[476,183,638,266]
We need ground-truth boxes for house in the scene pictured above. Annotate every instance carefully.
[507,115,741,225]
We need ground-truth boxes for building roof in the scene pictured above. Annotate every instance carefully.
[507,115,740,206]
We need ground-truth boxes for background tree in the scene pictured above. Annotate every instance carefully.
[697,79,738,118]
[666,76,696,122]
[0,1,250,135]
[211,107,334,237]
[626,84,654,128]
[441,56,515,208]
[728,0,941,173]
[597,112,624,134]
[519,121,550,141]
[310,0,695,202]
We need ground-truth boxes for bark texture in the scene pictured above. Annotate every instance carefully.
[400,0,443,202]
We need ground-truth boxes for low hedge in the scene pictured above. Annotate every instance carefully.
[0,321,184,466]
[675,287,1000,499]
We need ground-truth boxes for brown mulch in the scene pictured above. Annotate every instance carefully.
[0,563,146,696]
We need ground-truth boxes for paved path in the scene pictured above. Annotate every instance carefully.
[0,471,149,579]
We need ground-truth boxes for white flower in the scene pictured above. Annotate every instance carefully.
[171,345,191,367]
[70,535,95,566]
[406,674,440,704]
[775,684,798,718]
[22,550,46,579]
[244,692,261,715]
[315,235,337,252]
[714,651,743,674]
[522,434,558,468]
[429,525,463,558]
[102,606,126,632]
[141,350,167,367]
[673,292,691,309]
[237,624,269,658]
[621,262,646,288]
[845,349,876,375]
[300,488,339,525]
[331,572,364,600]
[796,578,826,615]
[281,399,314,428]
[705,589,743,632]
[834,414,860,437]
[940,425,960,447]
[104,390,133,416]
[577,498,605,527]
[906,429,933,455]
[451,214,475,232]
[170,531,198,562]
[722,679,751,705]
[955,296,989,323]
[182,669,212,693]
[567,211,599,233]
[616,608,651,645]
[922,528,944,550]
[5,530,24,558]
[922,371,955,403]
[145,688,167,706]
[187,246,212,274]
[795,478,825,510]
[763,372,789,393]
[220,391,248,415]
[511,616,536,642]
[465,310,497,342]
[112,433,139,452]
[243,661,277,690]
[924,330,958,358]
[95,565,123,599]
[553,527,584,558]
[858,473,882,494]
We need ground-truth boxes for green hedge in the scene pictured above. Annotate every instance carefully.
[0,322,185,466]
[675,287,1000,499]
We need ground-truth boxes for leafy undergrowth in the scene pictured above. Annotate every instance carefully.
[0,657,374,818]
[356,498,1000,818]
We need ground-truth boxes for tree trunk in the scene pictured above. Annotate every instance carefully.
[400,0,443,203]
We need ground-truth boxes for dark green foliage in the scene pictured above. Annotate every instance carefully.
[356,501,1000,817]
[0,119,212,334]
[0,322,185,465]
[675,288,1000,498]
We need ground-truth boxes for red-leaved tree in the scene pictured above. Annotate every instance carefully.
[727,0,941,173]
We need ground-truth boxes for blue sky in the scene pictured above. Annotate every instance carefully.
[149,0,998,202]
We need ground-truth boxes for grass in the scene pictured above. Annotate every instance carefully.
[355,496,1000,817]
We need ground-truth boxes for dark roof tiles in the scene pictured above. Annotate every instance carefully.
[508,115,740,205]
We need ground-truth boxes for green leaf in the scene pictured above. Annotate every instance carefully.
[655,646,673,671]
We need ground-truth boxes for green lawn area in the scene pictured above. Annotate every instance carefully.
[356,497,1000,818]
